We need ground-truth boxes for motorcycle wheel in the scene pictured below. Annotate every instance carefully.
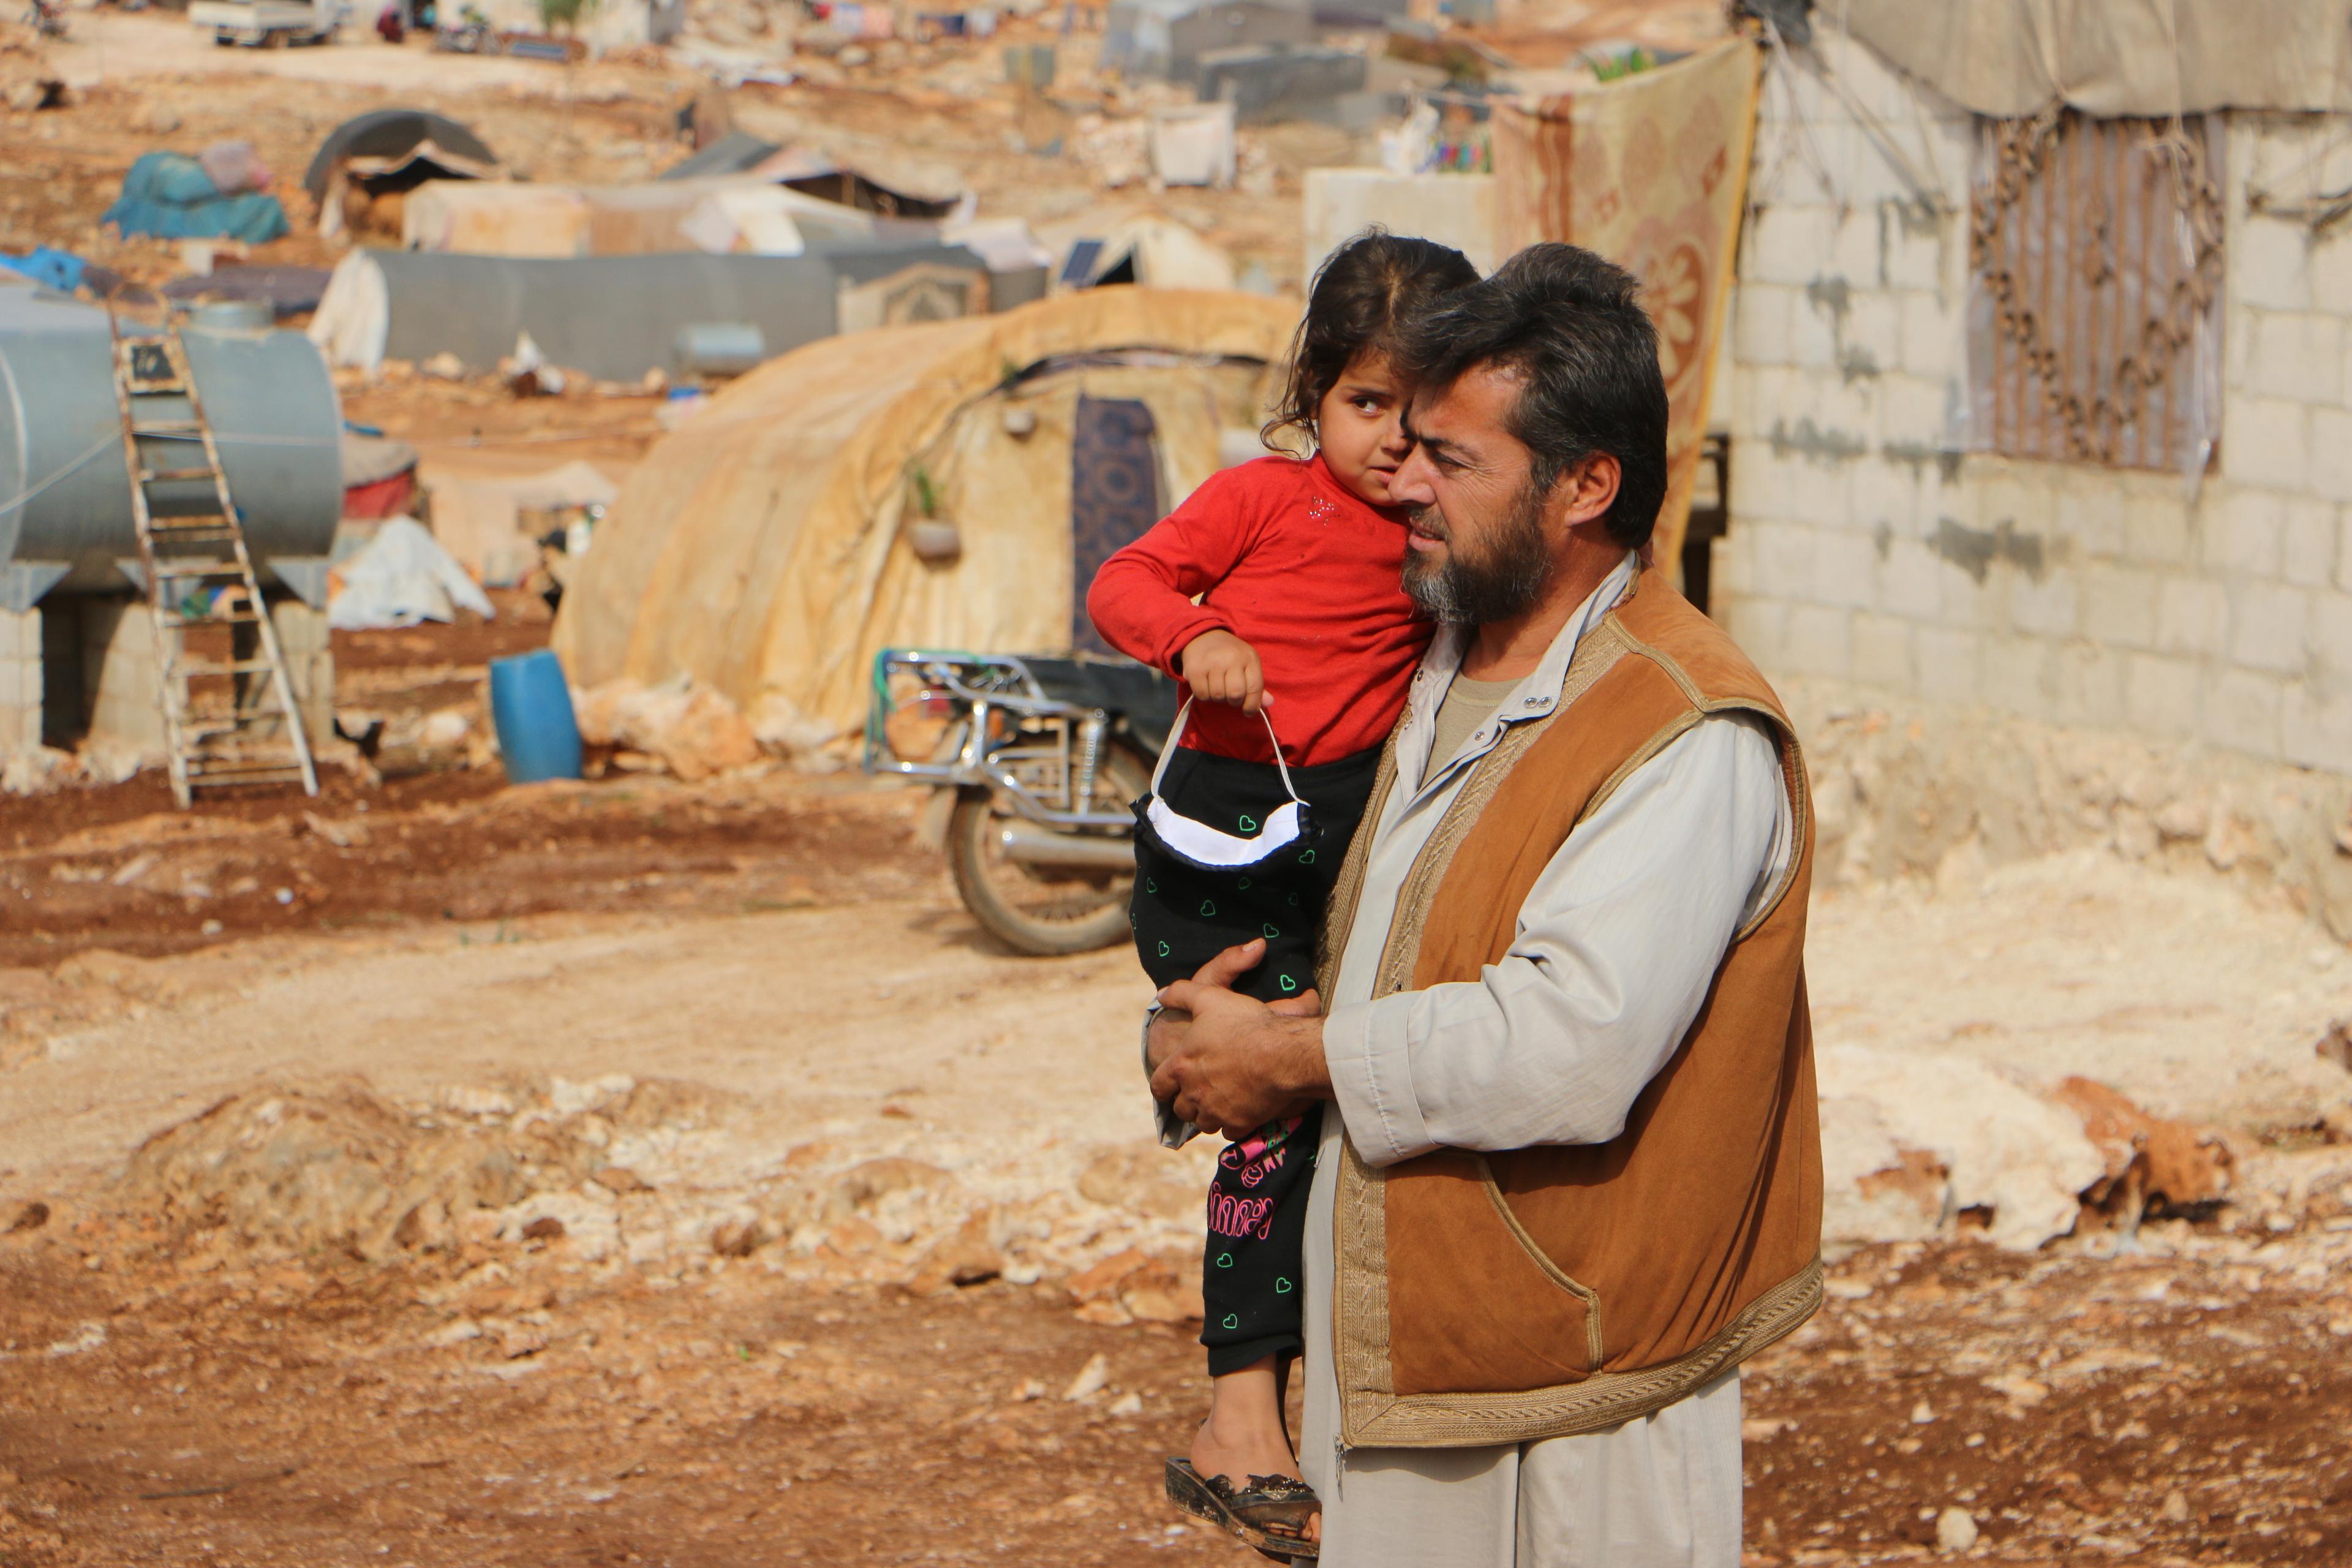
[947,744,1147,957]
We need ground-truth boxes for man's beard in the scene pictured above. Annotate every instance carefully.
[1400,481,1556,626]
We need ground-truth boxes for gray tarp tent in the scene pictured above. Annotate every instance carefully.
[319,243,990,381]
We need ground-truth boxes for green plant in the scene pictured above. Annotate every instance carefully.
[537,0,595,33]
[1585,45,1654,82]
[908,462,941,518]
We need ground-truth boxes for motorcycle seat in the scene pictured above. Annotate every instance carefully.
[1019,655,1178,752]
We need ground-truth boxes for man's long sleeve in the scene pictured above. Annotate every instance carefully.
[1321,712,1791,1167]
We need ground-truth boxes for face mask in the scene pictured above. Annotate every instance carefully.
[1133,702,1313,872]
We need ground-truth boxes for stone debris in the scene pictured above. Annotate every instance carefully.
[573,677,768,781]
[2051,1074,2234,1223]
[1062,1351,1109,1402]
[1819,1044,2104,1251]
[1934,1504,1979,1552]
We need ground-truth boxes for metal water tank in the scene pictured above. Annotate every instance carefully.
[0,281,342,612]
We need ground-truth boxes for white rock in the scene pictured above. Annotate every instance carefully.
[1817,1044,2105,1251]
[1063,1352,1109,1401]
[549,1074,636,1117]
[1935,1506,1978,1552]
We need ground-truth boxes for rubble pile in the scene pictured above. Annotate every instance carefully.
[95,1074,1217,1324]
[1794,679,2352,938]
[1820,1048,2235,1253]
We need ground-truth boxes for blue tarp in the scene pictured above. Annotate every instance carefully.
[102,153,290,244]
[0,246,86,293]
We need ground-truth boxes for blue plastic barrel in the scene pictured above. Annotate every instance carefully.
[489,649,583,784]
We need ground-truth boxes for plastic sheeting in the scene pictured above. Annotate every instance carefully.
[550,288,1294,739]
[1839,0,2352,118]
[103,153,290,244]
[329,516,496,630]
[307,243,991,380]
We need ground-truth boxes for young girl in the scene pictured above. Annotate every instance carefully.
[1086,232,1480,1558]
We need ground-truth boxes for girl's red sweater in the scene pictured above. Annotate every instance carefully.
[1085,454,1431,768]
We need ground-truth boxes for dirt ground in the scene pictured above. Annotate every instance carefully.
[4,1186,2350,1566]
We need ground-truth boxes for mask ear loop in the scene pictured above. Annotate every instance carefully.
[1147,701,1305,808]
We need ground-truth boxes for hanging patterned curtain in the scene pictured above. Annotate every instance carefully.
[1069,395,1164,656]
[1491,37,1762,582]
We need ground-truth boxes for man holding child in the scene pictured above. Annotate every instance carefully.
[1142,241,1823,1567]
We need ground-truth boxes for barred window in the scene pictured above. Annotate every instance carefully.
[1967,109,2225,475]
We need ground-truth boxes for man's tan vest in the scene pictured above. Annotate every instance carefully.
[1319,568,1822,1449]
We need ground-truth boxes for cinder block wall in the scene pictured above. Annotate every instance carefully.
[1714,27,2352,775]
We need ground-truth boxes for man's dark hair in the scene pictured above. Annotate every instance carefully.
[1264,229,1482,451]
[1400,243,1670,550]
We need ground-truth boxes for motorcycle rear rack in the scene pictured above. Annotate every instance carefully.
[862,649,1137,831]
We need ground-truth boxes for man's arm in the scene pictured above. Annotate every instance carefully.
[1322,712,1792,1167]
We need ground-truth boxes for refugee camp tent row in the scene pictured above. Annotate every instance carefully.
[306,243,997,380]
[551,288,1297,739]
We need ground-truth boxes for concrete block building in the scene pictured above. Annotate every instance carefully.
[1710,9,2352,777]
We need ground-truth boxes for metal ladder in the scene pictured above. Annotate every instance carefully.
[105,304,318,809]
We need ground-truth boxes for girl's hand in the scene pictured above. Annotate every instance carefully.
[1179,629,1268,714]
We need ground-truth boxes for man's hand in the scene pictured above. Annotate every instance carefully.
[1148,940,1330,1136]
[1147,939,1316,1076]
[1178,629,1268,714]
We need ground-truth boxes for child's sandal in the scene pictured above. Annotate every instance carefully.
[1164,1457,1320,1561]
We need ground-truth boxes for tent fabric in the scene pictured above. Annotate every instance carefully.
[162,265,334,317]
[1838,0,2352,118]
[1493,36,1760,582]
[658,130,781,181]
[304,108,499,201]
[308,243,991,380]
[328,516,496,630]
[0,246,86,293]
[104,153,290,244]
[429,461,617,587]
[401,176,901,258]
[550,287,1296,737]
[1058,214,1238,289]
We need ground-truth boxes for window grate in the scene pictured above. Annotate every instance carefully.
[1967,109,2225,475]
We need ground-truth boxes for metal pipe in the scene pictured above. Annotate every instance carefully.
[995,821,1136,871]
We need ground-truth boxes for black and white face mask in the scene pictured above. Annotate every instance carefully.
[1132,701,1313,873]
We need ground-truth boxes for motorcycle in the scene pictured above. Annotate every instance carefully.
[863,649,1175,956]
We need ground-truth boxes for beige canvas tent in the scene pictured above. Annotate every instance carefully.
[551,287,1297,738]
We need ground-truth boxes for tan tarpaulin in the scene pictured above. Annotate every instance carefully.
[1493,37,1760,579]
[402,177,888,258]
[551,288,1295,737]
[1839,0,2352,118]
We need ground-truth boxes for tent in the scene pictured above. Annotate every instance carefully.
[551,287,1296,738]
[401,176,912,258]
[1055,214,1237,290]
[304,109,499,202]
[307,243,992,380]
[1839,0,2352,117]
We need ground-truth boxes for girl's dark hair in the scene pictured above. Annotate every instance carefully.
[1262,229,1481,453]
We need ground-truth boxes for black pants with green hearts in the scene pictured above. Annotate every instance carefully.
[1126,741,1379,1376]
